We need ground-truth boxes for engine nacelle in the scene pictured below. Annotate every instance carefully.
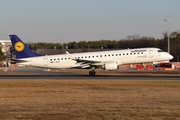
[103,61,119,70]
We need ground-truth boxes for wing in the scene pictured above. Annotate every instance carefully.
[66,51,103,68]
[75,59,103,68]
[65,51,120,69]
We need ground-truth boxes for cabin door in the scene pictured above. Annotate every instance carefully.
[43,58,48,66]
[149,50,153,58]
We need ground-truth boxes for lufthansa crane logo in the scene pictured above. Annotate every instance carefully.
[14,42,25,52]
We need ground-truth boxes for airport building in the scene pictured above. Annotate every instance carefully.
[0,40,11,67]
[0,40,11,53]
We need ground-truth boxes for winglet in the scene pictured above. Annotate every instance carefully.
[65,51,70,55]
[66,51,75,60]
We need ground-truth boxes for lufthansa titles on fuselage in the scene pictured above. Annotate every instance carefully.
[131,49,146,53]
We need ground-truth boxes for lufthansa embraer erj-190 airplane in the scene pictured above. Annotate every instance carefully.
[9,35,173,76]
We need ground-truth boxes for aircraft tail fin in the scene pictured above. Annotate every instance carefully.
[9,35,42,59]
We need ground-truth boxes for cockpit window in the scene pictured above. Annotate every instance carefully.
[158,50,164,52]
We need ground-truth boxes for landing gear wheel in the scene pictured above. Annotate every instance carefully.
[89,70,96,76]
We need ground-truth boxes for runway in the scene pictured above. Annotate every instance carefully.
[1,67,180,80]
[1,74,180,80]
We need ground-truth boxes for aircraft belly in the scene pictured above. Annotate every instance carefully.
[17,62,31,66]
[32,60,44,67]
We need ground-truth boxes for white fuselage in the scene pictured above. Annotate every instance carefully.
[17,48,173,69]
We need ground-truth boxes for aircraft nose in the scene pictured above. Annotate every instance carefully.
[168,54,173,60]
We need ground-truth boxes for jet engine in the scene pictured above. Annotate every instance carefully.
[102,61,119,70]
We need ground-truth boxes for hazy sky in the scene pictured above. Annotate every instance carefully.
[0,0,180,43]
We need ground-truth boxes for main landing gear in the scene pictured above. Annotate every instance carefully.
[89,69,96,76]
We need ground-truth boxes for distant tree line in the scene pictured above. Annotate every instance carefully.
[0,44,6,61]
[26,31,180,62]
[0,31,179,62]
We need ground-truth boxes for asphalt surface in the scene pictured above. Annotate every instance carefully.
[1,74,180,80]
[0,67,180,80]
